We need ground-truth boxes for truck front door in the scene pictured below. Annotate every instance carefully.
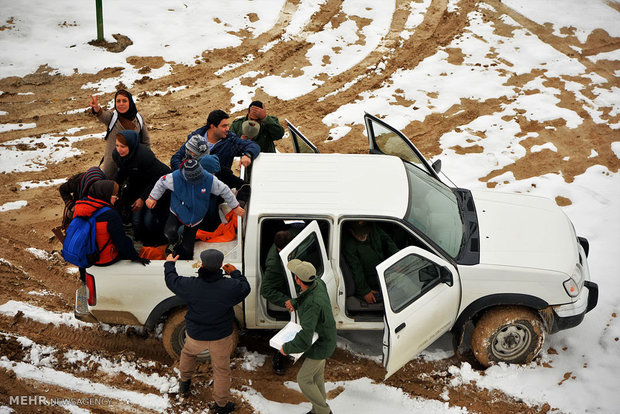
[376,246,461,378]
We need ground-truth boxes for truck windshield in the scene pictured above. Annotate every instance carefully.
[403,163,463,258]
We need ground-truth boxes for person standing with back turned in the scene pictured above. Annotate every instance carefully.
[280,259,336,414]
[164,249,250,413]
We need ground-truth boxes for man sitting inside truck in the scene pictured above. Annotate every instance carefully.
[341,220,398,304]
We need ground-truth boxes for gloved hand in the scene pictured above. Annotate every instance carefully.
[222,263,237,274]
[133,257,150,266]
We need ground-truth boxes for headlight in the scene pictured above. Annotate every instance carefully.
[563,264,584,298]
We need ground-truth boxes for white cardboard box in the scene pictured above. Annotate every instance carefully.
[269,321,318,362]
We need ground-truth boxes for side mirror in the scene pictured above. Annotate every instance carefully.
[432,159,442,174]
[440,266,453,287]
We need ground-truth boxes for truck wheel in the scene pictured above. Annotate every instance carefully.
[471,306,544,367]
[161,308,239,362]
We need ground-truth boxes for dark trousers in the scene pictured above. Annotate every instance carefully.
[164,213,199,259]
[216,168,251,205]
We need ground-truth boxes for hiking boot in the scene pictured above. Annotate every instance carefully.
[178,379,191,396]
[272,351,286,375]
[213,401,235,414]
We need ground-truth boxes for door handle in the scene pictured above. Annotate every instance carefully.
[395,322,406,333]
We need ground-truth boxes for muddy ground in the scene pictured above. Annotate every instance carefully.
[0,0,618,412]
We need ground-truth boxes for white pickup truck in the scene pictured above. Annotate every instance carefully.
[75,113,598,378]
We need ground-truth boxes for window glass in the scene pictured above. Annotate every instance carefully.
[286,232,324,278]
[404,162,463,257]
[384,254,441,313]
[371,122,425,168]
[289,126,318,153]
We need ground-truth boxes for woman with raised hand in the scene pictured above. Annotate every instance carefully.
[89,90,151,178]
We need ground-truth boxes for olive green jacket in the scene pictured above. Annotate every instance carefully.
[342,225,398,298]
[260,229,301,307]
[283,279,336,360]
[230,114,284,153]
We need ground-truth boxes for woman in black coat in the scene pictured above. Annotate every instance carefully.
[113,130,171,245]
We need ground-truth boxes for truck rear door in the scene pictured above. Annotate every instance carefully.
[286,120,320,154]
[376,246,461,378]
[278,221,335,317]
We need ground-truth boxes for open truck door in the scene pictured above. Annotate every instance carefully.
[364,113,442,180]
[278,221,334,321]
[286,120,320,154]
[376,246,461,379]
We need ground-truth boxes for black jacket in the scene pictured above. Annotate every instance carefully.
[113,131,171,203]
[164,262,251,341]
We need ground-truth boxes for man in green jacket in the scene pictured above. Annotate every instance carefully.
[261,229,300,374]
[230,101,285,153]
[280,259,336,414]
[342,221,398,304]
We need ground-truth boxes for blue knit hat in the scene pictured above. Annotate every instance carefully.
[182,159,204,183]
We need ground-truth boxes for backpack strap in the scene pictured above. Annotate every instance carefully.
[90,207,113,255]
[135,112,143,130]
[104,111,143,140]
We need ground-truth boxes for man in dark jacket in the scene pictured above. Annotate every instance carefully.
[171,110,260,206]
[230,101,285,153]
[280,259,336,414]
[164,249,250,414]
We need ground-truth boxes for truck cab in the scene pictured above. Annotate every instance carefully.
[75,114,598,378]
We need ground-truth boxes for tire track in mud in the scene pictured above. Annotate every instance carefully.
[487,0,618,83]
[0,314,172,364]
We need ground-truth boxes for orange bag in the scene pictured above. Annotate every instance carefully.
[139,244,167,260]
[195,211,238,243]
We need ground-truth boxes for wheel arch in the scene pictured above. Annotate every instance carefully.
[451,293,549,338]
[144,295,187,332]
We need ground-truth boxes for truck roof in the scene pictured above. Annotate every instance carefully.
[248,153,409,219]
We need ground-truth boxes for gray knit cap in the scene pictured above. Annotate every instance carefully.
[185,135,209,159]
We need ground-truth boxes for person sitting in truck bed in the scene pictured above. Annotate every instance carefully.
[73,180,149,266]
[112,130,171,246]
[171,109,260,207]
[58,166,106,230]
[146,159,244,260]
[341,221,398,304]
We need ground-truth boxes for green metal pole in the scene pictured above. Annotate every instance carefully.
[95,0,103,41]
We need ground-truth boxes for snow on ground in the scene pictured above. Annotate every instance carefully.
[1,0,619,413]
[0,128,102,174]
[236,377,468,414]
[0,200,27,212]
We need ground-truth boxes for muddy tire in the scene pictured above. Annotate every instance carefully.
[471,306,544,368]
[161,308,238,362]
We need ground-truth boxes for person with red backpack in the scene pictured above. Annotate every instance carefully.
[72,180,149,266]
[89,90,151,178]
[55,166,106,241]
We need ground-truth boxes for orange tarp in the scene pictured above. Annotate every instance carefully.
[139,244,167,260]
[195,210,238,243]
